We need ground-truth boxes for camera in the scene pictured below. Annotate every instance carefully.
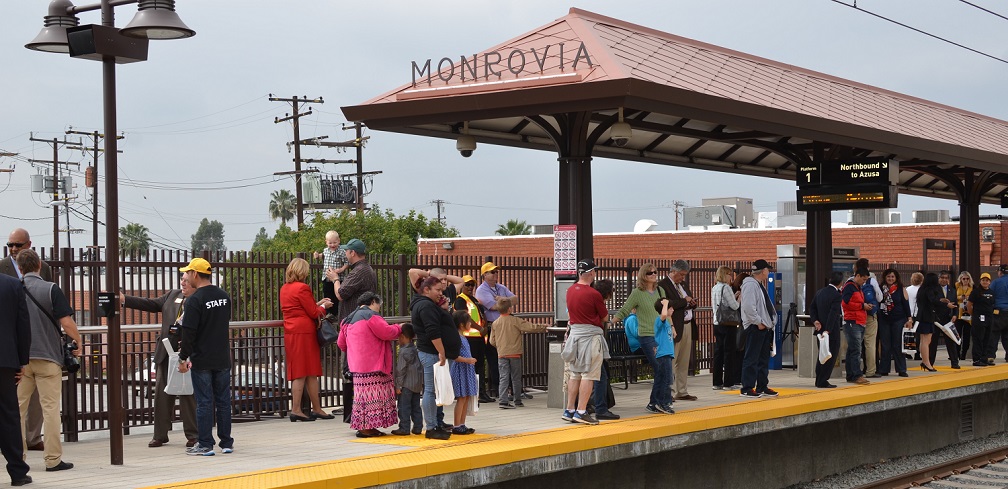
[456,134,476,158]
[609,121,632,147]
[63,337,80,374]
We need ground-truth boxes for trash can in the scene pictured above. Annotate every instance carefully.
[546,326,566,409]
[798,316,816,378]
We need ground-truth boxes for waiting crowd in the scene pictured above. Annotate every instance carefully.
[3,224,1008,485]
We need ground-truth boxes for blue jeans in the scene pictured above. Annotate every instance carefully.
[741,326,772,393]
[844,321,866,381]
[878,315,908,375]
[638,336,672,407]
[190,368,233,450]
[417,351,445,431]
[397,387,422,433]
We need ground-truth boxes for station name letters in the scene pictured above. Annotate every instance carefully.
[411,42,593,86]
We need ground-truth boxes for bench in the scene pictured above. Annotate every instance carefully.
[605,327,647,389]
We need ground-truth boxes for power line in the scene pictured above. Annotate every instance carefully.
[829,0,1008,64]
[958,0,1008,22]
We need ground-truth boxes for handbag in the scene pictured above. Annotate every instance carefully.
[23,282,80,373]
[317,314,339,347]
[161,338,193,395]
[715,284,741,327]
[735,324,750,352]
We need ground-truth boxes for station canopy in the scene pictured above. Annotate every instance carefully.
[343,8,1008,204]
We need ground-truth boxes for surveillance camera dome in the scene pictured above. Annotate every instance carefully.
[456,134,476,158]
[610,121,632,147]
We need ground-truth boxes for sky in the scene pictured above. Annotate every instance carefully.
[2,0,1008,253]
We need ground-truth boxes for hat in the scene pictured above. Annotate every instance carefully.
[462,274,476,284]
[980,272,992,280]
[179,258,211,274]
[480,261,498,275]
[339,238,366,254]
[577,259,597,274]
[1000,264,1008,274]
[751,259,772,272]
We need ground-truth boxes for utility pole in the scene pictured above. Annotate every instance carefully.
[28,134,79,253]
[67,128,122,250]
[270,94,323,230]
[353,123,365,214]
[431,199,446,226]
[672,200,686,230]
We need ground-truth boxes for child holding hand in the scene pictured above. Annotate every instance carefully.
[449,311,479,435]
[391,323,423,436]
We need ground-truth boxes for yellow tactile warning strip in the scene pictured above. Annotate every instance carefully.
[141,366,1008,489]
[718,386,812,396]
[351,432,495,447]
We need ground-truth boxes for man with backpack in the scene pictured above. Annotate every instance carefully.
[856,258,882,378]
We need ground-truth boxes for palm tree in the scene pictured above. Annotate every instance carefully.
[119,223,151,255]
[495,219,532,236]
[269,189,296,226]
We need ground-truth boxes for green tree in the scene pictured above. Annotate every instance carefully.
[191,218,227,255]
[119,223,152,255]
[251,227,270,251]
[268,189,296,226]
[495,219,532,236]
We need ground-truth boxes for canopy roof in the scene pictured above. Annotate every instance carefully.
[343,8,1008,203]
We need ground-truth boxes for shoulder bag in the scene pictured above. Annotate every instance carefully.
[716,283,741,327]
[317,313,339,347]
[22,283,80,373]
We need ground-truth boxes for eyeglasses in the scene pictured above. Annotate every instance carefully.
[486,270,498,274]
[645,271,657,275]
[6,242,25,248]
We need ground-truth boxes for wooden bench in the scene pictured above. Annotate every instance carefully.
[605,326,647,389]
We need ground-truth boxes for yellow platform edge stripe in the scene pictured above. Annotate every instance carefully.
[140,366,1008,489]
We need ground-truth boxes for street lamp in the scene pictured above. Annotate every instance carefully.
[25,0,194,466]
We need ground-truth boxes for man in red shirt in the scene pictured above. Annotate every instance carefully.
[842,268,872,385]
[560,259,609,425]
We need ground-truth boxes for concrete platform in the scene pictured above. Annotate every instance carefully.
[22,356,1008,489]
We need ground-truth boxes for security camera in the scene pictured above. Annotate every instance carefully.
[456,134,476,158]
[610,121,632,147]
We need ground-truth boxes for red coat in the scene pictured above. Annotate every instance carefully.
[842,280,867,325]
[280,281,325,379]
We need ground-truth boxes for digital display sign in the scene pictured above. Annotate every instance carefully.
[797,157,898,188]
[796,184,897,211]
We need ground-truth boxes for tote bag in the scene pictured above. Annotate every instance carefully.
[433,361,455,407]
[162,338,194,396]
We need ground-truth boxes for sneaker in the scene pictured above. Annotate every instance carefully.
[561,410,574,422]
[45,461,74,471]
[656,403,675,414]
[513,401,525,407]
[730,384,743,390]
[221,447,234,454]
[451,425,476,435]
[712,385,723,390]
[391,429,411,436]
[521,393,533,400]
[760,388,779,397]
[425,428,451,440]
[645,404,661,414]
[572,412,599,425]
[596,411,621,420]
[499,402,516,409]
[186,445,214,456]
[740,389,761,398]
[437,422,454,431]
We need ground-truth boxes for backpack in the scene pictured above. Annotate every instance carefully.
[862,277,879,316]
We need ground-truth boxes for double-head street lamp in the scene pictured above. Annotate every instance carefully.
[25,0,194,466]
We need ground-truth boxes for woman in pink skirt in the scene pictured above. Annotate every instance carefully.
[337,292,402,437]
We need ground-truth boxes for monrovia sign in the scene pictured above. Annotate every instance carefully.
[411,41,593,87]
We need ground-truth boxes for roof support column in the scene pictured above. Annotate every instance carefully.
[958,170,992,277]
[558,155,593,260]
[806,210,832,311]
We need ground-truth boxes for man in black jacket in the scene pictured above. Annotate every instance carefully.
[121,275,198,448]
[410,276,461,440]
[0,273,32,486]
[932,271,961,368]
[810,272,844,388]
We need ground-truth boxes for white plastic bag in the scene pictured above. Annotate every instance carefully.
[433,361,454,407]
[817,332,832,365]
[162,338,193,396]
[467,374,479,416]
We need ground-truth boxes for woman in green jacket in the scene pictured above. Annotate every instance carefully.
[612,264,673,414]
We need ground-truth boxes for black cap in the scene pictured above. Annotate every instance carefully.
[751,259,772,272]
[577,259,597,274]
[1000,264,1008,274]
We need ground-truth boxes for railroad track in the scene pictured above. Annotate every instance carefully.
[853,447,1008,488]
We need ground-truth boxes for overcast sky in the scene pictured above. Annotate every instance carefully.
[2,0,1007,253]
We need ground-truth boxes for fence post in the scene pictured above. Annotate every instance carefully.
[398,254,409,316]
[59,247,80,442]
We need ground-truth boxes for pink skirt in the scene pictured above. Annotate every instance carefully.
[350,371,398,431]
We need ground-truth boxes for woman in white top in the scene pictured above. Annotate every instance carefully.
[905,272,924,360]
[711,266,741,390]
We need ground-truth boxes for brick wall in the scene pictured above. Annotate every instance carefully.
[420,220,1007,268]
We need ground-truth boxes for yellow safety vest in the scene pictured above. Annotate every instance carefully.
[458,293,484,337]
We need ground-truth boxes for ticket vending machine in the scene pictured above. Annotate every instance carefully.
[547,279,576,408]
[775,245,859,374]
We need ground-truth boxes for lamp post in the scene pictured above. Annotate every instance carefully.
[25,0,194,466]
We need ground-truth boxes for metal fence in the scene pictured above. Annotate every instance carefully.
[20,246,972,438]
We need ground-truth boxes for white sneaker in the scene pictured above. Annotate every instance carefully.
[221,447,233,454]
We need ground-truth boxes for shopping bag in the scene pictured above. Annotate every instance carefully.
[433,361,455,407]
[467,375,479,416]
[817,332,832,364]
[162,338,193,396]
[936,321,962,346]
[902,329,918,357]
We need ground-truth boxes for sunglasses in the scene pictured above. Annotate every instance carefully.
[6,242,25,248]
[645,271,657,276]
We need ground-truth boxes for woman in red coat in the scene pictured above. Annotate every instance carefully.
[280,258,333,422]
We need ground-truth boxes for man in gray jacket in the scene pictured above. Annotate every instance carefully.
[739,259,778,398]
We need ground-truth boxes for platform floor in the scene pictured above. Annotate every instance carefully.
[22,353,1008,489]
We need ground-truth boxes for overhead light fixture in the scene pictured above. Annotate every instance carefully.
[456,121,476,158]
[24,0,79,53]
[610,107,632,147]
[120,0,195,39]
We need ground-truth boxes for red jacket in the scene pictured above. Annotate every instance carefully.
[841,279,867,325]
[280,281,326,335]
